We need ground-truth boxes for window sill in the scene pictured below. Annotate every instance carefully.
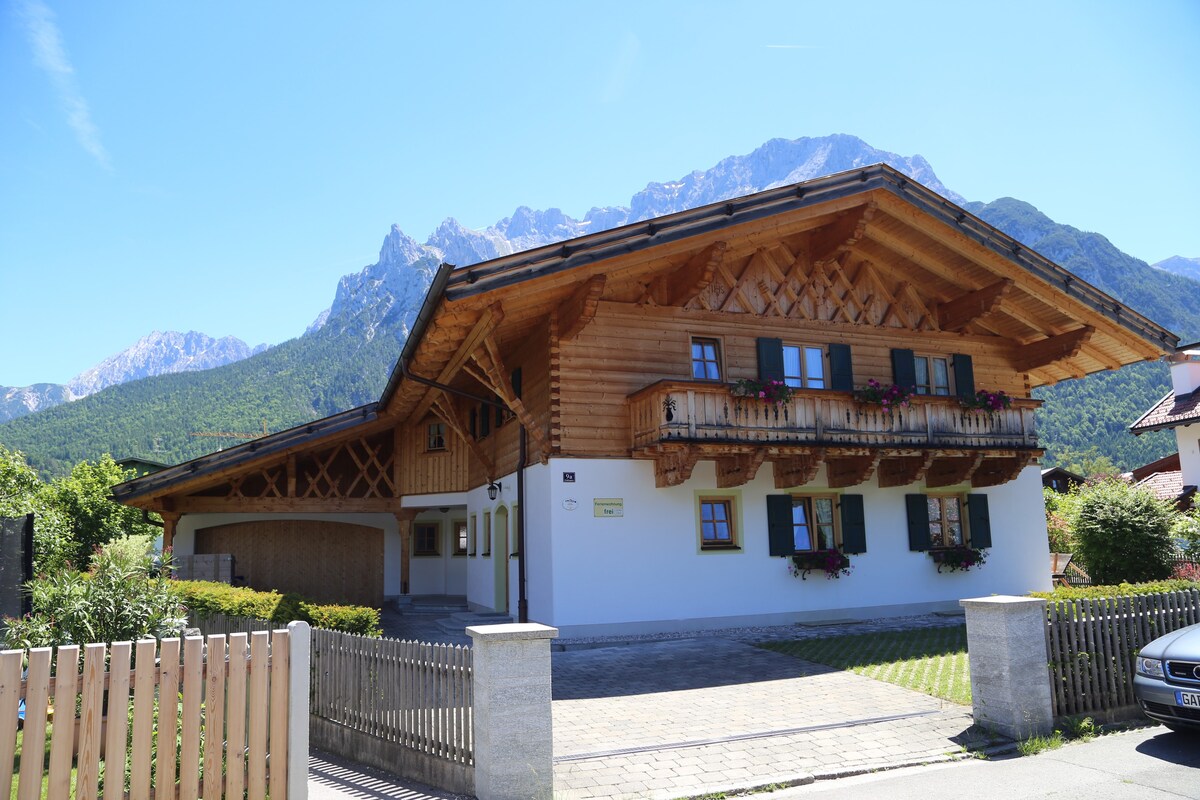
[700,545,742,553]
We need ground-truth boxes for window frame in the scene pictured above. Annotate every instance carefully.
[690,336,724,382]
[695,491,741,552]
[789,494,841,552]
[426,421,447,452]
[413,522,441,557]
[782,343,827,390]
[913,354,952,396]
[469,514,477,556]
[926,493,966,549]
[451,519,468,556]
[482,511,492,557]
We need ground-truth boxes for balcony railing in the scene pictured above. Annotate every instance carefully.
[628,380,1039,451]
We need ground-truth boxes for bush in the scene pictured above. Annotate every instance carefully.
[3,535,186,649]
[1030,578,1200,601]
[172,580,381,636]
[1072,478,1176,586]
[1172,510,1200,561]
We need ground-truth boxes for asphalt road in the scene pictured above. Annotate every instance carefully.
[773,725,1200,800]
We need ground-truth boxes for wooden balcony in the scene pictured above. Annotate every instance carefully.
[627,380,1041,489]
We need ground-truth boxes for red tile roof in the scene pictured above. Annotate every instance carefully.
[1130,389,1200,433]
[1136,469,1184,501]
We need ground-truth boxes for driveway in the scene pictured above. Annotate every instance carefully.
[552,637,982,799]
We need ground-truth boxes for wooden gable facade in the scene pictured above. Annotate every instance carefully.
[113,165,1176,613]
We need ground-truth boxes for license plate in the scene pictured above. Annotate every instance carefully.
[1177,691,1200,709]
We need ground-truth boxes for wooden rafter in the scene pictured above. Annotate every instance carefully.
[410,303,505,422]
[1011,327,1094,372]
[430,392,496,478]
[653,446,699,488]
[558,275,606,342]
[468,332,552,462]
[971,454,1034,488]
[925,454,984,488]
[826,453,879,488]
[646,241,727,307]
[773,450,824,489]
[810,203,876,266]
[715,450,767,489]
[877,453,936,488]
[937,279,1014,331]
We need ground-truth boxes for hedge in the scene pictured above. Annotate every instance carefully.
[172,580,382,636]
[1030,578,1200,601]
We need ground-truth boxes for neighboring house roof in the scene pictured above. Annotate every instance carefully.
[1130,451,1181,483]
[1133,467,1197,510]
[1129,388,1200,434]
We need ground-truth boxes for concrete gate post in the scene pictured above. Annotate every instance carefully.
[467,622,559,800]
[960,596,1054,740]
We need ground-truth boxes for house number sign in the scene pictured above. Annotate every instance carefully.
[594,498,624,518]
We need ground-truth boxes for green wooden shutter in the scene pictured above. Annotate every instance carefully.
[829,343,854,392]
[953,354,975,400]
[839,494,866,554]
[767,495,795,556]
[905,494,930,551]
[891,348,917,390]
[967,494,992,549]
[757,338,785,382]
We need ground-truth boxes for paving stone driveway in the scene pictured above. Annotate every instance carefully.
[551,638,979,800]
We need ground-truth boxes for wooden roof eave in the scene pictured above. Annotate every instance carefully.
[112,402,387,510]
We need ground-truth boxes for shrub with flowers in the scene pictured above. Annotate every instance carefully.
[854,379,913,413]
[929,545,988,573]
[789,549,852,579]
[960,389,1013,413]
[731,378,794,407]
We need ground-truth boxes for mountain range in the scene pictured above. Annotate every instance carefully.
[0,133,1193,476]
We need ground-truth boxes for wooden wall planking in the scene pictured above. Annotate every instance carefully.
[557,301,1031,457]
[195,520,384,607]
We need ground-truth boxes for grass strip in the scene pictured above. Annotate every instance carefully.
[760,625,971,705]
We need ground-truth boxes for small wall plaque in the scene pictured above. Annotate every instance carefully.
[563,471,576,483]
[593,498,624,518]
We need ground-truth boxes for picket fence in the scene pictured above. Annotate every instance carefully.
[1045,588,1200,718]
[0,623,309,800]
[194,614,473,794]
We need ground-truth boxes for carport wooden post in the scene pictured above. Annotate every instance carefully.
[961,596,1054,740]
[467,623,558,800]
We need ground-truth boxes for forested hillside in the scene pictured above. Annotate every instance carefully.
[0,311,400,476]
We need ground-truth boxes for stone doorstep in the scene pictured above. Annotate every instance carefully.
[436,611,513,633]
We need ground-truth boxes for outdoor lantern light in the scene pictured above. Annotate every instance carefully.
[487,481,501,500]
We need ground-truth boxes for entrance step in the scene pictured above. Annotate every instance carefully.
[395,595,469,615]
[437,611,514,633]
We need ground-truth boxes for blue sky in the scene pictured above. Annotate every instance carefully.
[2,0,1198,387]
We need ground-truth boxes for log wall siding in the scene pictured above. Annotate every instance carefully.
[196,519,384,606]
[558,301,1030,457]
[399,415,472,496]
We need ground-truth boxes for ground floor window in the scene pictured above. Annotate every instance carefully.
[927,495,964,548]
[482,511,492,556]
[697,495,739,550]
[790,495,839,551]
[413,522,440,556]
[452,520,468,555]
[905,493,992,552]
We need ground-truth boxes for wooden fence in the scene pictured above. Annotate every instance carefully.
[193,614,474,795]
[0,623,309,800]
[1045,588,1200,718]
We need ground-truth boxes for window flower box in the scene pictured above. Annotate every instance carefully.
[960,389,1013,414]
[731,378,795,407]
[853,379,913,414]
[789,549,852,580]
[929,545,988,573]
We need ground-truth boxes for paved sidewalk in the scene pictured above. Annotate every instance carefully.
[309,749,470,800]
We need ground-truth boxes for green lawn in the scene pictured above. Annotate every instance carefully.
[759,624,972,705]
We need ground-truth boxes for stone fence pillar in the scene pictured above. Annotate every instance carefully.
[960,596,1054,740]
[467,622,559,800]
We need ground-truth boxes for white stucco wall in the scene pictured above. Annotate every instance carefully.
[1175,421,1200,489]
[517,457,1050,636]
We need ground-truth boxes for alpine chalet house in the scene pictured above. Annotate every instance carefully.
[1128,343,1200,510]
[113,165,1176,635]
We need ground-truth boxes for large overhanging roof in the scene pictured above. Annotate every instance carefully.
[116,163,1178,506]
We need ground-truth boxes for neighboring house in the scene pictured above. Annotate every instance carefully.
[1129,347,1200,511]
[112,165,1176,635]
[1041,467,1084,494]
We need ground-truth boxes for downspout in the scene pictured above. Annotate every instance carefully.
[518,426,528,623]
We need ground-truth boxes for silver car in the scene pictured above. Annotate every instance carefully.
[1134,622,1200,733]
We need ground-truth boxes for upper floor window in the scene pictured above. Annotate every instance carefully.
[427,422,447,451]
[691,337,723,380]
[783,345,826,389]
[914,355,951,396]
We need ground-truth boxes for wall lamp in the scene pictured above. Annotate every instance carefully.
[487,481,502,501]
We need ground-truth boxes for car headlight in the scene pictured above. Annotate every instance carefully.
[1137,656,1165,678]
